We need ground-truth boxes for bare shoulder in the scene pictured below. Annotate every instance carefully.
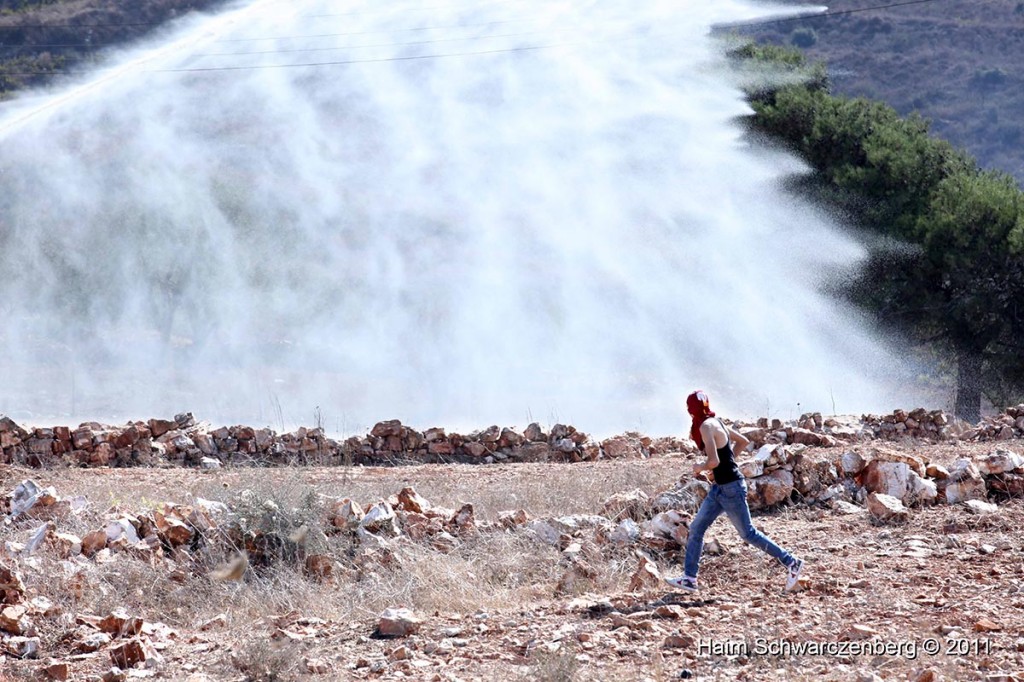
[700,418,727,437]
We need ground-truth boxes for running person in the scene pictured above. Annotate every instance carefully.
[665,390,803,593]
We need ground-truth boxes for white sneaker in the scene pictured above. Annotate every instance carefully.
[785,558,803,592]
[665,575,698,592]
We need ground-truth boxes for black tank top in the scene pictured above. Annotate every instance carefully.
[710,419,743,485]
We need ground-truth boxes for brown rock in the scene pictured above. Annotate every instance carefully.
[396,487,431,514]
[654,605,685,620]
[155,514,193,547]
[628,552,662,591]
[99,608,143,637]
[498,509,529,529]
[0,604,31,635]
[463,441,489,457]
[0,564,26,604]
[305,554,334,581]
[861,460,913,500]
[41,660,70,681]
[974,618,1001,632]
[388,645,412,661]
[81,529,108,557]
[975,450,1024,475]
[148,419,176,438]
[871,447,926,476]
[942,461,987,504]
[427,440,454,456]
[451,503,476,534]
[663,631,695,648]
[109,637,158,668]
[329,498,364,529]
[371,420,403,438]
[747,469,794,508]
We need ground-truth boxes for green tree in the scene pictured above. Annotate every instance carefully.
[734,43,1024,420]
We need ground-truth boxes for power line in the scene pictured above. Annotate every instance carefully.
[1,40,574,76]
[216,18,526,43]
[159,41,565,72]
[716,0,946,29]
[198,30,545,57]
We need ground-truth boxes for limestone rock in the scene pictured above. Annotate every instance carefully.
[866,492,908,523]
[359,502,398,537]
[602,489,650,522]
[975,450,1024,475]
[943,460,987,504]
[963,499,998,514]
[861,460,912,501]
[747,469,794,509]
[377,607,422,637]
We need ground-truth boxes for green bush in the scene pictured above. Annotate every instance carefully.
[790,27,818,48]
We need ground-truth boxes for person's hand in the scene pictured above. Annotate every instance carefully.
[691,463,703,477]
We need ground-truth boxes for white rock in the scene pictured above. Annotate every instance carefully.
[378,608,422,637]
[975,451,1024,475]
[105,519,140,545]
[839,451,866,476]
[359,502,399,537]
[866,493,908,522]
[646,510,689,544]
[526,519,563,546]
[908,472,938,505]
[608,519,640,545]
[963,500,998,514]
[833,500,866,515]
[861,461,912,501]
[24,523,53,555]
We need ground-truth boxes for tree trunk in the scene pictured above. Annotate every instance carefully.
[955,351,983,424]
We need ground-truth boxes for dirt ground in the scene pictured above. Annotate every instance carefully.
[1,439,1023,681]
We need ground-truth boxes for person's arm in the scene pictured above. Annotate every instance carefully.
[728,426,751,455]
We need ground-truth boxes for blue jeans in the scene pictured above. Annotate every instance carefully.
[683,479,794,579]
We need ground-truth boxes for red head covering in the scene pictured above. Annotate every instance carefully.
[686,390,715,451]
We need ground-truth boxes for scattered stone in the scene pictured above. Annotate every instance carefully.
[3,635,40,658]
[602,489,650,522]
[628,552,662,591]
[663,632,694,648]
[378,608,422,637]
[974,618,1001,632]
[866,493,909,523]
[833,500,866,515]
[963,500,999,514]
[841,624,879,641]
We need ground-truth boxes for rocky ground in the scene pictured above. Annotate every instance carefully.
[1,413,1023,682]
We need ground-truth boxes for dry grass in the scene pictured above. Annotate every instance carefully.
[2,446,1023,680]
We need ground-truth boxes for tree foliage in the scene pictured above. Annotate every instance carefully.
[733,44,1024,419]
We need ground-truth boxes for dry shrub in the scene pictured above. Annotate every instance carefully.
[526,642,581,682]
[228,633,303,682]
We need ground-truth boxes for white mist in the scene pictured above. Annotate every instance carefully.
[0,0,923,435]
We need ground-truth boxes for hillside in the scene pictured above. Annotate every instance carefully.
[0,0,230,95]
[732,0,1024,183]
